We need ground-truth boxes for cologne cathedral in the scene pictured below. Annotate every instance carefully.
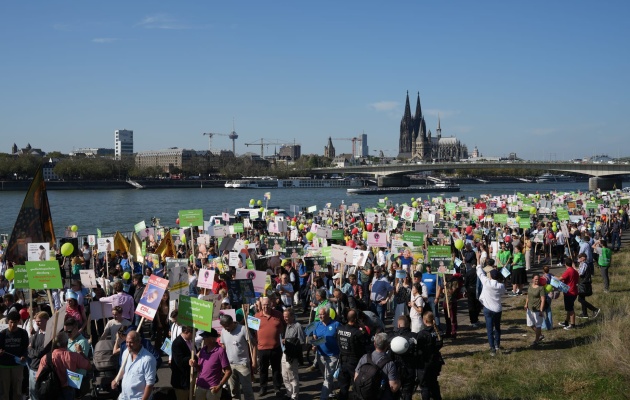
[398,91,468,161]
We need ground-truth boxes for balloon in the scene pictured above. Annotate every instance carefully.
[530,207,537,214]
[4,269,14,281]
[454,239,464,250]
[545,284,553,293]
[384,197,388,201]
[362,231,368,239]
[389,207,395,213]
[366,223,373,232]
[351,217,356,223]
[299,224,304,230]
[412,201,418,208]
[346,240,356,248]
[123,272,131,280]
[244,240,250,245]
[176,218,180,225]
[552,221,557,227]
[504,235,512,243]
[465,226,473,234]
[352,227,359,235]
[291,220,296,226]
[515,216,521,223]
[552,227,558,232]
[501,203,506,209]
[410,197,415,202]
[259,207,265,213]
[307,219,313,224]
[257,200,263,206]
[71,225,78,232]
[250,198,255,204]
[292,217,297,222]
[306,232,315,241]
[61,242,74,256]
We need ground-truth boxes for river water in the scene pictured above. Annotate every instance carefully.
[0,181,613,237]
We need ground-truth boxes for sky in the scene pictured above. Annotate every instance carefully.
[1,1,629,161]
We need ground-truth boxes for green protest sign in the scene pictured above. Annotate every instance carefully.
[556,209,570,221]
[586,202,598,210]
[142,241,147,256]
[445,203,456,212]
[427,246,451,261]
[97,228,102,239]
[620,198,629,206]
[177,296,214,331]
[365,208,377,214]
[519,220,531,228]
[25,261,63,289]
[134,221,146,233]
[178,209,204,227]
[320,246,332,263]
[403,231,425,246]
[494,214,508,224]
[233,223,244,233]
[595,199,604,205]
[517,211,530,219]
[331,230,344,240]
[246,258,255,270]
[13,265,28,289]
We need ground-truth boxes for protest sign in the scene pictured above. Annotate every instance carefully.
[13,265,28,289]
[134,221,146,233]
[402,231,425,246]
[316,226,332,239]
[160,338,172,357]
[304,256,326,273]
[97,237,114,253]
[90,301,113,320]
[25,261,63,289]
[27,243,50,261]
[235,268,267,294]
[227,279,256,308]
[197,268,216,290]
[67,370,83,389]
[168,264,189,297]
[414,221,433,234]
[178,209,204,227]
[247,316,261,330]
[427,246,454,274]
[79,270,97,288]
[367,232,387,247]
[331,244,354,264]
[177,295,214,331]
[352,250,369,267]
[135,275,169,321]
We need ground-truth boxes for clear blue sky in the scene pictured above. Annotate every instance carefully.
[1,1,628,161]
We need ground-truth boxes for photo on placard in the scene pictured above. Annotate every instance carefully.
[304,256,326,273]
[285,246,303,260]
[27,243,50,261]
[431,228,452,246]
[267,236,286,252]
[430,258,455,274]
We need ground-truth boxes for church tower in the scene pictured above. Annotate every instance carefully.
[436,114,442,140]
[324,137,335,158]
[399,91,413,156]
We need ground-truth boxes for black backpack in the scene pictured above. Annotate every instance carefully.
[35,351,61,398]
[353,352,391,400]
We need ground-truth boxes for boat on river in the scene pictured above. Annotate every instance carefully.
[536,173,576,183]
[225,177,364,189]
[347,183,460,195]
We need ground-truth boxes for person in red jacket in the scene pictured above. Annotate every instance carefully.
[557,259,579,330]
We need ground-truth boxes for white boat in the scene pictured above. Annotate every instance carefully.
[225,177,364,189]
[536,173,576,183]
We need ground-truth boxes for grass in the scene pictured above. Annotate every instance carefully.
[435,248,630,400]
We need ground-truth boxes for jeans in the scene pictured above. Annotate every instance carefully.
[317,354,338,400]
[337,359,359,400]
[426,296,441,329]
[483,307,502,349]
[542,298,553,331]
[465,292,481,325]
[600,267,610,291]
[611,232,621,250]
[29,366,39,400]
[258,346,283,392]
[375,302,387,324]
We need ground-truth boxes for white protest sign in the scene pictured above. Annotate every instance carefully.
[197,268,216,290]
[97,237,114,253]
[27,243,50,261]
[79,270,97,288]
[331,244,354,264]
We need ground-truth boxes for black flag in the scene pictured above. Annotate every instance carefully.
[5,166,56,265]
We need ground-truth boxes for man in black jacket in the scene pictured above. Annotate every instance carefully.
[27,311,50,400]
[170,325,196,400]
[336,309,367,400]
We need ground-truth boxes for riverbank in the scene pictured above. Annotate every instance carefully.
[0,179,227,191]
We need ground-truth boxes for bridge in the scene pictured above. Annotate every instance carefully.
[313,162,630,190]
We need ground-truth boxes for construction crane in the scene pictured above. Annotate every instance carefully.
[202,131,238,155]
[331,137,362,158]
[244,138,293,158]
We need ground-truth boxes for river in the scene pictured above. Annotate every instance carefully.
[0,181,617,238]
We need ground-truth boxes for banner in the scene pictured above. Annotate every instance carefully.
[5,167,56,265]
[367,232,387,247]
[234,268,266,294]
[402,231,425,246]
[427,246,454,274]
[135,275,169,321]
[13,265,28,289]
[25,261,63,289]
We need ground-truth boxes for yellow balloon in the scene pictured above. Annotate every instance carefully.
[4,269,14,281]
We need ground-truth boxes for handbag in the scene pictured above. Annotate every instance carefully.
[578,283,593,297]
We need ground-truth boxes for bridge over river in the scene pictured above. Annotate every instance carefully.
[313,161,630,190]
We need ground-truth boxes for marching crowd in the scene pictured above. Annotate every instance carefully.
[0,190,626,400]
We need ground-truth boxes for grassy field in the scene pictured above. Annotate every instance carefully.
[436,249,630,400]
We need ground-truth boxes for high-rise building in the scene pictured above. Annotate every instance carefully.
[358,133,368,157]
[114,129,134,160]
[278,144,301,160]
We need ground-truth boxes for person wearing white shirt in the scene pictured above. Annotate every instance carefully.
[276,273,294,307]
[477,265,505,356]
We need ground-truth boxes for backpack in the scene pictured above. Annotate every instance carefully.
[35,352,61,398]
[353,352,391,400]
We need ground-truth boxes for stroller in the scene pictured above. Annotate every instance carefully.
[91,339,120,399]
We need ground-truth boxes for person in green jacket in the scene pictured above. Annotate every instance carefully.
[594,239,612,292]
[510,243,527,296]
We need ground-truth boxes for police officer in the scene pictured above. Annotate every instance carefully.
[336,309,368,400]
[390,315,421,400]
[416,311,444,400]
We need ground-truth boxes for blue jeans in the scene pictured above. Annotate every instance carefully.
[483,307,502,349]
[612,232,621,250]
[29,367,39,400]
[427,296,441,329]
[375,302,386,323]
[542,298,553,331]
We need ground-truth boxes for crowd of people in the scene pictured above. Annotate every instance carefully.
[0,188,626,400]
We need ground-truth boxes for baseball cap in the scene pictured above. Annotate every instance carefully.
[413,271,422,278]
[332,273,341,280]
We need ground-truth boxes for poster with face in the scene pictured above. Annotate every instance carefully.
[28,243,50,261]
[136,275,169,321]
[304,256,326,273]
[97,237,114,253]
[352,250,369,267]
[234,268,266,294]
[285,246,303,260]
[268,237,286,252]
[427,246,455,274]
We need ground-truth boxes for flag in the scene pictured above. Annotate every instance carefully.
[264,192,271,200]
[129,232,145,264]
[96,228,102,239]
[114,231,130,254]
[5,166,56,265]
[155,231,176,261]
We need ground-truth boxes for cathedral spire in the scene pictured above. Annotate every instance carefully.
[414,92,422,121]
[436,113,442,139]
[404,91,411,120]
